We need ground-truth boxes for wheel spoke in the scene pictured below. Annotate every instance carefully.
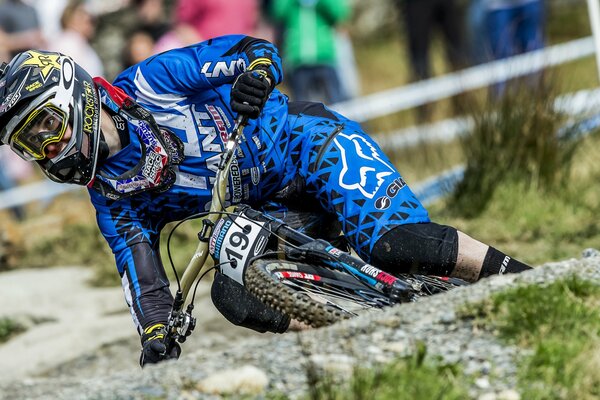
[246,260,464,328]
[281,277,388,315]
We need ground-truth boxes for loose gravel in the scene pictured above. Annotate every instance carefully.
[1,249,599,400]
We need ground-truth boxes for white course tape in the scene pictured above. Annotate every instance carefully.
[332,36,596,122]
[412,165,465,206]
[372,117,473,150]
[0,180,81,210]
[371,87,600,151]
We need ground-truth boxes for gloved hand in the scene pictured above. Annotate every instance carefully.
[139,323,181,367]
[230,68,273,119]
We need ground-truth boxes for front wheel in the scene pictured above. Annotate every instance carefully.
[245,259,394,328]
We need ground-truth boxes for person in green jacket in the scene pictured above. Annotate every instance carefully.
[270,0,350,104]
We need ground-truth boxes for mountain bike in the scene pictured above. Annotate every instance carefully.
[164,116,467,347]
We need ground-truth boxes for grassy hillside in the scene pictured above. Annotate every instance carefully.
[463,276,600,399]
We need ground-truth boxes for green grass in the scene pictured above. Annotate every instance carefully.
[0,317,25,344]
[288,344,470,400]
[451,78,580,217]
[547,1,592,42]
[460,276,600,399]
[429,130,600,266]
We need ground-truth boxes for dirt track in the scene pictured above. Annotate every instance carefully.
[0,266,267,381]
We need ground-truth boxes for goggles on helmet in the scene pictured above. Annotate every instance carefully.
[10,104,68,161]
[0,51,102,186]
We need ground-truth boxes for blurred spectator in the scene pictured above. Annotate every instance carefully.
[124,0,173,64]
[49,0,104,77]
[270,0,350,104]
[93,0,170,79]
[486,0,544,61]
[0,0,46,61]
[394,0,467,82]
[29,0,69,44]
[174,0,260,41]
[151,0,266,54]
[484,0,545,96]
[393,0,467,121]
[122,27,158,69]
[152,24,199,54]
[134,0,171,41]
[261,0,284,47]
[466,0,489,65]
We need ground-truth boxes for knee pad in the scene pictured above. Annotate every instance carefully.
[211,272,290,334]
[370,222,458,276]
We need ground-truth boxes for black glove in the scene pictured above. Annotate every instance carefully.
[139,323,181,367]
[230,68,273,119]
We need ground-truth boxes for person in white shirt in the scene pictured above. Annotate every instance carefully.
[49,0,104,77]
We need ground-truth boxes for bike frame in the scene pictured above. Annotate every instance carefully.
[179,118,246,303]
[246,213,414,301]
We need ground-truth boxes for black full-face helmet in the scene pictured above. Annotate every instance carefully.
[0,50,101,185]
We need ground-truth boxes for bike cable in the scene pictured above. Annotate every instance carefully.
[165,211,209,291]
[189,265,217,305]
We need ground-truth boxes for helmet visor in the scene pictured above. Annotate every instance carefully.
[10,104,68,161]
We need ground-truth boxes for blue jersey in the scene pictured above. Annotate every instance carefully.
[89,35,429,333]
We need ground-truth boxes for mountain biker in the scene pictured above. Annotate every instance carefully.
[0,36,531,367]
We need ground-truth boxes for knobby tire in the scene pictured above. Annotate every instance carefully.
[245,259,392,328]
[245,259,466,328]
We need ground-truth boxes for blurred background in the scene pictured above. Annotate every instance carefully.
[0,0,599,285]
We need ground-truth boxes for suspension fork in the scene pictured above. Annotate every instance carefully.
[168,116,247,345]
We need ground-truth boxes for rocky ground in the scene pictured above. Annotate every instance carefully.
[1,250,599,400]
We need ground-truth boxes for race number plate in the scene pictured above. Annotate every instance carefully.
[209,213,270,285]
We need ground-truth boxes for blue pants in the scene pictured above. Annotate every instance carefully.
[466,0,489,64]
[487,1,545,60]
[486,1,544,95]
[283,102,431,261]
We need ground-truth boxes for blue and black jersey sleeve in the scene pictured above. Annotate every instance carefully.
[219,35,283,85]
[93,196,173,334]
[113,35,283,97]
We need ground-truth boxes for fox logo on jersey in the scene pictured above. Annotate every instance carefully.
[333,133,395,199]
